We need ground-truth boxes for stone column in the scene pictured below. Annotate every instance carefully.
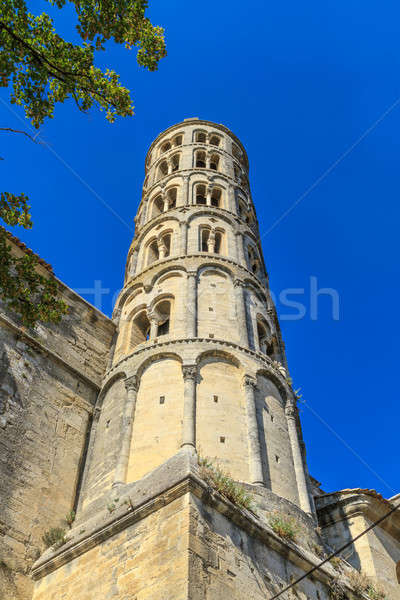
[129,248,138,277]
[207,230,215,253]
[141,200,148,225]
[158,238,166,259]
[235,231,246,265]
[113,376,139,486]
[149,313,158,340]
[234,278,249,347]
[162,189,169,213]
[285,403,313,515]
[186,270,197,338]
[181,365,197,448]
[242,375,264,485]
[167,159,172,175]
[229,184,237,214]
[183,175,190,206]
[206,184,213,206]
[180,221,188,255]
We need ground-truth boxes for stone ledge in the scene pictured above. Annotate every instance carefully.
[32,448,342,591]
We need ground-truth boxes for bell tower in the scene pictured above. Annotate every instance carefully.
[76,117,314,517]
[32,120,325,600]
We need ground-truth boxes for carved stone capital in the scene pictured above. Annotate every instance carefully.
[285,403,296,419]
[187,270,197,279]
[242,374,257,389]
[125,375,139,393]
[182,365,197,381]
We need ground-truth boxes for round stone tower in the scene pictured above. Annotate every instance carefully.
[78,118,313,518]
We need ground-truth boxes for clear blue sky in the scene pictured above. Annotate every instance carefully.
[2,1,399,498]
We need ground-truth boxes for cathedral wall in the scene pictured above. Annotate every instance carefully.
[188,493,332,600]
[127,357,184,481]
[196,356,249,482]
[32,494,190,600]
[0,238,115,599]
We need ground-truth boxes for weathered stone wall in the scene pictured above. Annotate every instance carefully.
[30,480,335,600]
[32,495,190,600]
[0,242,115,600]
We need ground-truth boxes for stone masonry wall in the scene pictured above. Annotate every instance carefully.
[0,239,115,600]
[32,495,190,600]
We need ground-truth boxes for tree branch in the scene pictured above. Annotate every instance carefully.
[0,127,40,143]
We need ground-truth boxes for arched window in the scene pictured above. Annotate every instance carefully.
[152,195,164,218]
[257,320,274,356]
[195,150,206,168]
[147,239,159,266]
[171,153,180,172]
[210,135,221,147]
[211,188,222,208]
[195,184,207,205]
[248,245,260,275]
[166,187,177,209]
[173,135,182,147]
[131,310,150,347]
[160,141,171,155]
[210,154,219,171]
[158,160,168,180]
[200,227,224,254]
[396,561,400,584]
[154,300,171,337]
[195,130,207,143]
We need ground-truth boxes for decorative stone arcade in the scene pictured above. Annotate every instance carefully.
[77,118,314,517]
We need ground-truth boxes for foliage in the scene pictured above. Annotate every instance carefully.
[268,511,301,541]
[198,455,254,511]
[42,527,67,549]
[0,225,68,328]
[65,510,75,528]
[328,577,348,600]
[0,0,166,127]
[329,555,344,572]
[0,1,165,327]
[347,570,386,600]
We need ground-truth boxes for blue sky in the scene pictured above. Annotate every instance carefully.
[2,0,399,497]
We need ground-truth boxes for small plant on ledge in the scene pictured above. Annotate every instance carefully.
[347,570,386,600]
[268,511,301,542]
[65,510,75,528]
[328,577,348,600]
[198,455,254,511]
[42,527,67,550]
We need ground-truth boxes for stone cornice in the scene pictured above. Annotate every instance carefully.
[316,490,400,541]
[116,254,269,314]
[130,204,259,250]
[105,337,291,401]
[31,465,345,591]
[0,312,100,397]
